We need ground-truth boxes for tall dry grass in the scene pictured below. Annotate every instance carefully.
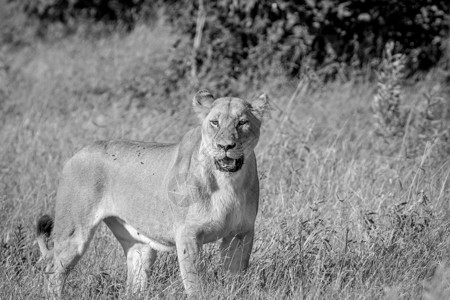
[1,24,449,299]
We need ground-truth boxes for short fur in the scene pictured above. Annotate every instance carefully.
[36,90,268,298]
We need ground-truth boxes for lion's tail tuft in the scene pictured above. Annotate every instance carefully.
[36,214,54,262]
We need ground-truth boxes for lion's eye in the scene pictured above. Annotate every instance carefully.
[210,120,219,127]
[238,120,248,126]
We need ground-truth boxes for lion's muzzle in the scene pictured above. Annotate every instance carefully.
[214,156,244,172]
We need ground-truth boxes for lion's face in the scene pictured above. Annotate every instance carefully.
[193,90,268,173]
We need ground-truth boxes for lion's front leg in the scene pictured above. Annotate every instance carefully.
[220,231,254,273]
[175,227,203,297]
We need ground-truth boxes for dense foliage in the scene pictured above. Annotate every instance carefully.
[3,0,450,81]
[163,0,450,80]
[22,0,155,26]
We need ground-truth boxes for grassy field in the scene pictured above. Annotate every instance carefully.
[1,24,450,299]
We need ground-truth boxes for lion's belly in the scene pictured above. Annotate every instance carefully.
[95,143,186,245]
[118,218,176,252]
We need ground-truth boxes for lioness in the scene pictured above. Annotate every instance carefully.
[36,89,268,297]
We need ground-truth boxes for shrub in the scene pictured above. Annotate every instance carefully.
[372,42,407,137]
[4,0,450,87]
[372,42,450,158]
[163,0,450,83]
[22,0,156,27]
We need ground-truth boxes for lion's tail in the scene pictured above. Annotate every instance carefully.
[36,215,54,262]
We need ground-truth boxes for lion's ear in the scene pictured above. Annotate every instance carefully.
[193,89,215,120]
[250,93,269,122]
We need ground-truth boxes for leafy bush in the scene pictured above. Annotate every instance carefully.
[0,0,37,46]
[163,0,450,82]
[20,0,158,31]
[372,42,450,158]
[373,42,407,137]
[4,0,450,86]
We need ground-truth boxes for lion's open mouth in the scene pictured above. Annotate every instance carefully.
[214,156,244,173]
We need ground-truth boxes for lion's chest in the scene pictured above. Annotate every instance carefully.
[199,181,251,244]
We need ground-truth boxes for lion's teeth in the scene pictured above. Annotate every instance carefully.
[221,158,235,167]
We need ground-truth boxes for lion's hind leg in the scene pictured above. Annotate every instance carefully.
[124,243,157,294]
[46,219,100,298]
[104,217,157,295]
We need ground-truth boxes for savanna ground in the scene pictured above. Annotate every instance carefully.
[1,23,450,299]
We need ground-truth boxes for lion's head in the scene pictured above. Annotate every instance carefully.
[192,89,268,173]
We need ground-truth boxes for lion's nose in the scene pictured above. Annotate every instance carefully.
[217,142,236,151]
